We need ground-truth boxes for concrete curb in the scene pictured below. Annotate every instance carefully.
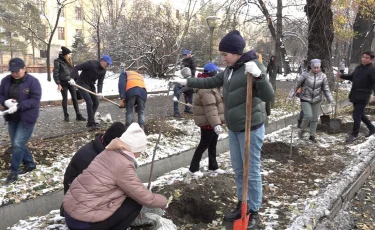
[1,99,352,229]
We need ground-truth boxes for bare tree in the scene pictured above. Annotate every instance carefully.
[305,0,334,83]
[349,5,375,71]
[15,0,77,81]
[82,0,106,60]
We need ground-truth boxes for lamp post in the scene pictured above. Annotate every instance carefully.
[206,16,220,62]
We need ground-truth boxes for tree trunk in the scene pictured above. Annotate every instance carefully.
[274,0,282,98]
[96,17,101,60]
[47,0,63,81]
[31,36,35,65]
[257,0,290,75]
[305,0,334,84]
[349,10,374,73]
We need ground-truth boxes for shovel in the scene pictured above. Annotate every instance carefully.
[329,78,342,130]
[233,73,253,230]
[74,84,121,107]
[320,104,330,125]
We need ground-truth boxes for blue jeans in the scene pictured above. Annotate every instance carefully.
[8,121,36,174]
[125,96,146,128]
[228,125,265,212]
[173,85,182,114]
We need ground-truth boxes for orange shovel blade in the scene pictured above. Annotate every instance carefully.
[233,203,250,230]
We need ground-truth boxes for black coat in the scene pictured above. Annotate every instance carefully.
[53,55,72,85]
[63,135,105,194]
[70,60,106,93]
[341,63,375,104]
[182,57,196,77]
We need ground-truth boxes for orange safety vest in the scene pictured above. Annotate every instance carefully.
[125,71,146,91]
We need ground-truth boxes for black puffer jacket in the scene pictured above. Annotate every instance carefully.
[341,63,375,104]
[53,55,72,85]
[63,134,105,194]
[70,60,106,93]
[182,57,196,77]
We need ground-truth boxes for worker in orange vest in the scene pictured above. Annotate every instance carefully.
[118,70,147,129]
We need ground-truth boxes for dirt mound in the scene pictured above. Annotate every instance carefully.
[143,119,184,137]
[316,122,367,134]
[261,142,308,164]
[154,174,236,228]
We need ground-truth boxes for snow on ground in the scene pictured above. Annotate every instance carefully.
[8,118,375,230]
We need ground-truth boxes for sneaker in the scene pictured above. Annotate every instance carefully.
[187,170,204,177]
[248,211,260,229]
[224,201,242,221]
[365,129,375,138]
[4,173,18,185]
[309,136,317,143]
[184,110,193,114]
[346,135,357,143]
[208,168,226,174]
[89,124,99,130]
[19,165,36,175]
[173,113,181,118]
[76,114,86,121]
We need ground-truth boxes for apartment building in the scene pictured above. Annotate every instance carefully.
[0,0,92,67]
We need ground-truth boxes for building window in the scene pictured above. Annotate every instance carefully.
[57,27,65,40]
[40,50,47,58]
[75,7,82,20]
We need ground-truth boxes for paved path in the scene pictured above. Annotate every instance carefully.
[0,81,294,143]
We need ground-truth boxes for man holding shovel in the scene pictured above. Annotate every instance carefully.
[69,55,112,130]
[118,70,147,130]
[172,30,274,229]
[337,51,375,143]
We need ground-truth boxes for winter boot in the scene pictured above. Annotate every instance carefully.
[76,114,86,121]
[298,130,306,139]
[248,211,260,229]
[19,165,36,175]
[4,172,18,185]
[309,135,317,143]
[346,135,357,143]
[64,115,69,122]
[224,201,242,221]
[365,128,375,138]
[297,119,302,128]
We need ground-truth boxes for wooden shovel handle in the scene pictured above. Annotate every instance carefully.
[242,74,253,207]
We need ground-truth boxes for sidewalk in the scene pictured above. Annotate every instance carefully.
[0,94,176,144]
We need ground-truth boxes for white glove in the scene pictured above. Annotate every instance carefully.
[7,105,18,114]
[97,93,104,99]
[214,125,223,135]
[173,96,178,102]
[171,78,187,86]
[68,79,76,85]
[244,62,261,77]
[4,99,17,108]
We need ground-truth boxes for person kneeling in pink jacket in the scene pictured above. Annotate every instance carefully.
[63,123,168,230]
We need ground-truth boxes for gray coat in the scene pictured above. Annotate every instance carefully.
[293,71,334,104]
